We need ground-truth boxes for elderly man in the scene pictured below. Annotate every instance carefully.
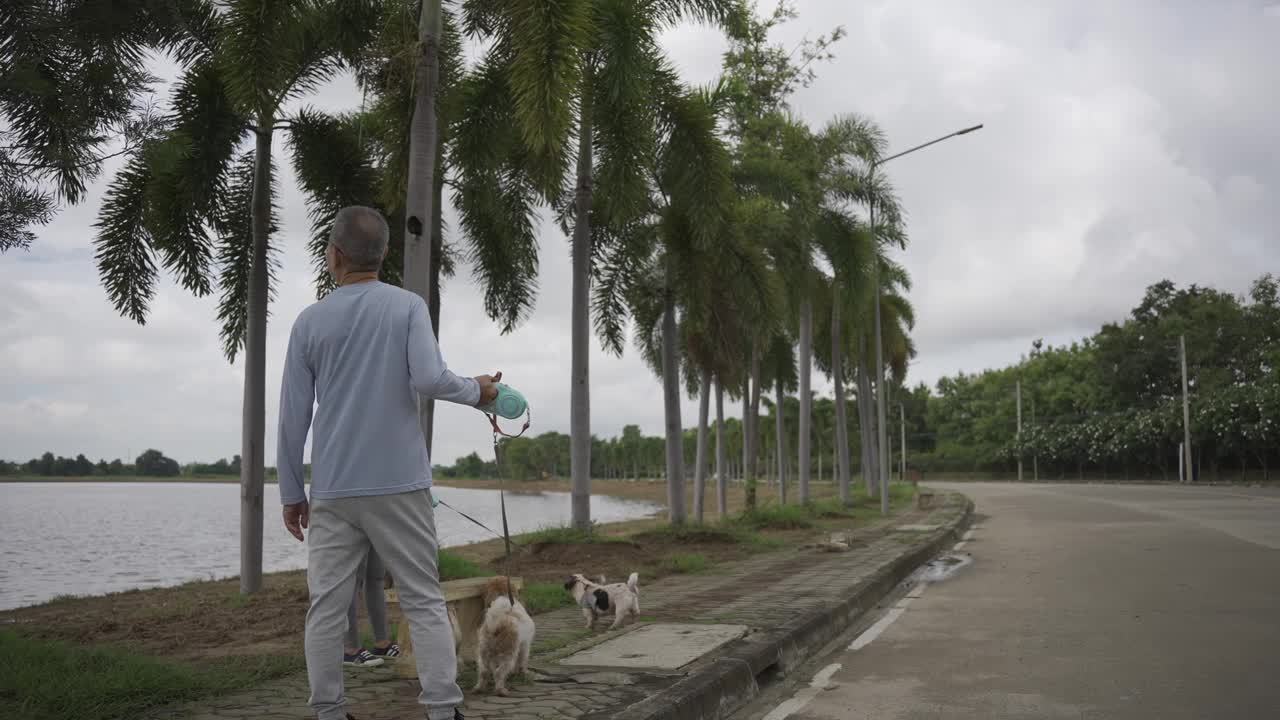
[278,206,498,720]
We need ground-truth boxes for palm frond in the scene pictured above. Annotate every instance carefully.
[459,0,504,38]
[656,77,733,246]
[626,256,667,376]
[217,0,301,117]
[142,63,245,296]
[1,1,159,202]
[450,59,543,332]
[503,0,589,191]
[92,152,159,323]
[593,220,658,355]
[589,1,661,225]
[820,113,887,164]
[288,107,384,296]
[0,145,55,252]
[646,0,740,28]
[150,0,223,67]
[276,0,369,107]
[212,151,281,362]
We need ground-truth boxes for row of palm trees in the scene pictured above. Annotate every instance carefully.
[75,0,914,589]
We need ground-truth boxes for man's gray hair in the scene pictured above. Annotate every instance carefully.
[330,206,389,271]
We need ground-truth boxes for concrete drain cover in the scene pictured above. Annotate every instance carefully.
[559,623,748,669]
[894,523,941,533]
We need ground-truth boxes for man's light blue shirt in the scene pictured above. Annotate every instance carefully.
[276,281,479,505]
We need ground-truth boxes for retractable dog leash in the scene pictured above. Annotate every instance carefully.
[482,384,531,605]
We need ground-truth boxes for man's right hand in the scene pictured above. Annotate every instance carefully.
[475,371,503,407]
[283,501,309,542]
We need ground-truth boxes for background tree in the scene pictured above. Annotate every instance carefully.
[135,449,180,477]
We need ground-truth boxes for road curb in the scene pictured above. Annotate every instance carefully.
[604,495,975,720]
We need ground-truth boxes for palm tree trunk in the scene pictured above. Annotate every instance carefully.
[745,343,763,510]
[741,384,750,486]
[715,376,727,518]
[833,296,851,505]
[661,287,685,525]
[858,333,878,497]
[240,122,273,595]
[403,0,442,451]
[775,381,788,505]
[569,78,595,529]
[856,366,871,494]
[424,154,444,456]
[797,299,812,504]
[694,368,711,523]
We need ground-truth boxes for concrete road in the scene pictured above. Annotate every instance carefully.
[740,483,1280,720]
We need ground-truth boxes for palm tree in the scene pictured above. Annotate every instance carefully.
[811,114,900,504]
[462,0,736,529]
[685,276,755,521]
[851,253,912,495]
[93,0,378,593]
[614,82,776,525]
[816,233,883,505]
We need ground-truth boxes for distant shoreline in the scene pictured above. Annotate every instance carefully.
[0,475,272,484]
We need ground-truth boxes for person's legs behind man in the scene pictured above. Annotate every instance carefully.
[362,548,400,659]
[343,550,385,668]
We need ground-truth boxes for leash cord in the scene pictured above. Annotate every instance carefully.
[489,424,517,605]
[436,499,525,550]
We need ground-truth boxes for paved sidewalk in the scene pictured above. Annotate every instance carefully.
[161,495,967,720]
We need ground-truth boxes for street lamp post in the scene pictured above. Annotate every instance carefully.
[873,123,983,515]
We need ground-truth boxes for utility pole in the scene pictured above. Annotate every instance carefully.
[900,403,907,484]
[1180,334,1193,483]
[1016,380,1023,482]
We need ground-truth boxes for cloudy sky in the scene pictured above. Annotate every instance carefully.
[3,0,1278,467]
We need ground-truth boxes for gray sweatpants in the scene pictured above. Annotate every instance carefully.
[305,488,461,720]
[344,547,388,649]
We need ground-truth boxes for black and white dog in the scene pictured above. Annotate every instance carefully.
[563,573,640,630]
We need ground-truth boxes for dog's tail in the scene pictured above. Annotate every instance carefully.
[485,596,515,626]
[627,572,639,594]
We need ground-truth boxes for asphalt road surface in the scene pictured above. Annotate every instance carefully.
[739,483,1280,720]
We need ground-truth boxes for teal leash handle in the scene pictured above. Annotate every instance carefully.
[478,383,527,419]
[483,383,532,439]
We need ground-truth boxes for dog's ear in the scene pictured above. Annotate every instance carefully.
[594,589,610,611]
[563,576,577,591]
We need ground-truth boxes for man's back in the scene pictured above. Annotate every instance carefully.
[276,281,478,505]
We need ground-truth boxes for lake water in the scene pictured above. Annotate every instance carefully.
[0,482,659,611]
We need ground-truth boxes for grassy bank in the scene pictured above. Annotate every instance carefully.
[2,478,916,719]
[0,630,296,720]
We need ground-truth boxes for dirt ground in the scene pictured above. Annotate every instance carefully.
[3,478,865,664]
